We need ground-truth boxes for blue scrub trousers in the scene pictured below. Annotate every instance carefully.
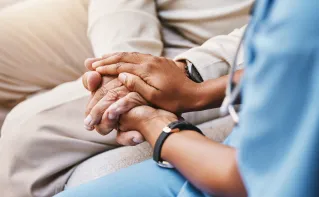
[54,159,210,197]
[55,123,238,197]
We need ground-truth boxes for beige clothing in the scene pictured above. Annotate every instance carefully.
[0,0,252,196]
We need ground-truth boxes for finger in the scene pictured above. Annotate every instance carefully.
[84,57,102,71]
[95,62,143,77]
[94,110,119,135]
[85,77,122,116]
[85,96,115,129]
[92,52,149,69]
[94,120,116,136]
[101,53,117,59]
[116,130,145,146]
[106,92,147,120]
[118,73,157,102]
[82,71,102,91]
[84,86,129,129]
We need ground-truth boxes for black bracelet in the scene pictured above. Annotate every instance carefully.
[153,120,204,168]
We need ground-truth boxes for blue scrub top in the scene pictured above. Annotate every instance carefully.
[232,0,319,196]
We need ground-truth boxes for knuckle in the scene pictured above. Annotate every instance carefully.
[142,64,154,74]
[121,96,132,108]
[97,87,107,98]
[141,63,150,72]
[150,56,159,63]
[128,92,144,106]
[116,87,129,98]
[117,52,127,61]
[128,92,141,102]
[106,89,119,101]
[158,56,167,61]
[147,60,158,69]
[131,52,140,58]
[128,92,139,98]
[115,62,123,72]
[113,78,123,87]
[120,85,130,94]
[158,57,168,64]
[126,77,135,91]
[132,52,141,61]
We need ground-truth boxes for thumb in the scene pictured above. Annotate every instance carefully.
[118,72,156,101]
[82,71,102,91]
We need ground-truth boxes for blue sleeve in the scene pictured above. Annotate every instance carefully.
[236,1,319,196]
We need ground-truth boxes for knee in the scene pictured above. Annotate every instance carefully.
[0,102,48,195]
[1,102,46,158]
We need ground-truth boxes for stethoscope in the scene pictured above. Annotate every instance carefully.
[219,1,255,124]
[219,34,244,124]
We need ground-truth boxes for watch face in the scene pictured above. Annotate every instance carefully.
[190,65,204,83]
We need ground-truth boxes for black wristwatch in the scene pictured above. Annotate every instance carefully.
[153,120,204,168]
[185,60,204,83]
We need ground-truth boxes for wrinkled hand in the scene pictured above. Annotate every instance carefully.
[91,52,198,114]
[82,57,147,145]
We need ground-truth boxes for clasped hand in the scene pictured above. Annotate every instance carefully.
[82,52,199,145]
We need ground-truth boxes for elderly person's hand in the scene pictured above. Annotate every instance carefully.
[82,58,147,146]
[91,52,199,115]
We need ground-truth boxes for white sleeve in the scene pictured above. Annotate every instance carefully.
[175,26,246,80]
[88,0,163,57]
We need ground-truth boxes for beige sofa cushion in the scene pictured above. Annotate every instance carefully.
[0,0,25,9]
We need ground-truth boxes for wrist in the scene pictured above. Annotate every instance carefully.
[140,116,178,147]
[175,60,187,71]
[191,78,228,111]
[182,81,206,112]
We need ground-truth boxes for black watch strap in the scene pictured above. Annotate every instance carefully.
[153,120,203,168]
[186,60,204,83]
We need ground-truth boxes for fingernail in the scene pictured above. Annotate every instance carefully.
[84,115,93,126]
[108,113,116,120]
[132,137,144,144]
[118,73,127,83]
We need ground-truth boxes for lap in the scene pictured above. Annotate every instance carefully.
[0,79,119,196]
[56,159,208,197]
